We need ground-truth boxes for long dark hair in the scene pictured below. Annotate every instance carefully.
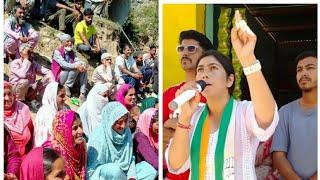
[43,148,62,178]
[196,50,235,95]
[57,84,65,93]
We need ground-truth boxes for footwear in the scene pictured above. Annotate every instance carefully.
[64,85,71,97]
[30,100,41,111]
[79,93,86,104]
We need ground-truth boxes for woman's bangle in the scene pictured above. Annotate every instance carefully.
[177,121,192,130]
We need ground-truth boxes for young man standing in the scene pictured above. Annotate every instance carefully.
[271,51,317,180]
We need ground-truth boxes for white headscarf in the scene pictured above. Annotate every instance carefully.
[77,84,110,136]
[33,82,60,147]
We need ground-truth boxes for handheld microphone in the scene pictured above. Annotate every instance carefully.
[168,80,207,111]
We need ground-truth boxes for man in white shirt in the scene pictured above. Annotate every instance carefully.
[114,44,143,90]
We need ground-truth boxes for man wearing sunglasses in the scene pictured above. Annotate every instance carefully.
[163,30,213,123]
[163,30,213,179]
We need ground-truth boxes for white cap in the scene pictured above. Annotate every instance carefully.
[19,43,32,53]
[101,53,112,60]
[58,33,72,42]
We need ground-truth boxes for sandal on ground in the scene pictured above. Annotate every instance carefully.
[30,100,41,110]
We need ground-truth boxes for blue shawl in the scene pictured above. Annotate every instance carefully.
[87,102,135,179]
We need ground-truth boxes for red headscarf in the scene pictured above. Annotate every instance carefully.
[52,110,86,180]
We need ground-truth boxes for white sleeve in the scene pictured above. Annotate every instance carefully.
[165,139,191,174]
[114,56,124,78]
[242,101,279,141]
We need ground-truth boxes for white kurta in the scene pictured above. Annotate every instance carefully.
[165,100,279,180]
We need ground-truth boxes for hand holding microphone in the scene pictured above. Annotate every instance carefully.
[169,80,206,119]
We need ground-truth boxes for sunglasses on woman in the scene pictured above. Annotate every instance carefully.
[176,45,199,53]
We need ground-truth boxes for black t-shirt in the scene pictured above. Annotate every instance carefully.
[45,0,68,18]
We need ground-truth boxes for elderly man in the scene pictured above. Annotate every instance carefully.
[92,52,115,85]
[52,33,88,101]
[4,5,39,61]
[9,43,54,106]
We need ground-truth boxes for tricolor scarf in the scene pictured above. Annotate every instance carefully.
[191,97,235,180]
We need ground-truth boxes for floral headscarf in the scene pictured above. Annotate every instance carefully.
[52,110,86,180]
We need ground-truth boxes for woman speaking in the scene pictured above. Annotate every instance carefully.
[166,10,279,179]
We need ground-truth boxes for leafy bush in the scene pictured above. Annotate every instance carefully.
[121,0,158,49]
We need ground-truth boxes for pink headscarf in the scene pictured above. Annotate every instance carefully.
[4,81,16,117]
[20,147,44,180]
[52,110,86,180]
[137,108,158,150]
[4,81,31,134]
[115,84,134,110]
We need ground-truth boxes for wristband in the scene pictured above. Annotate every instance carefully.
[243,59,261,76]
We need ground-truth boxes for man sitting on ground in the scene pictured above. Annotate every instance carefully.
[92,52,115,85]
[51,33,88,102]
[74,8,103,61]
[114,44,143,93]
[4,5,39,61]
[9,43,54,108]
[44,0,82,33]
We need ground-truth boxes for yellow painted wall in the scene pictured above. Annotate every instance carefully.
[163,4,205,90]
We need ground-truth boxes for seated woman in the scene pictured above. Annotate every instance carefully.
[115,83,136,111]
[50,110,87,180]
[4,125,21,180]
[34,82,69,147]
[134,108,163,171]
[78,83,117,137]
[87,102,157,180]
[166,11,279,179]
[129,105,141,134]
[4,81,33,159]
[20,147,69,180]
